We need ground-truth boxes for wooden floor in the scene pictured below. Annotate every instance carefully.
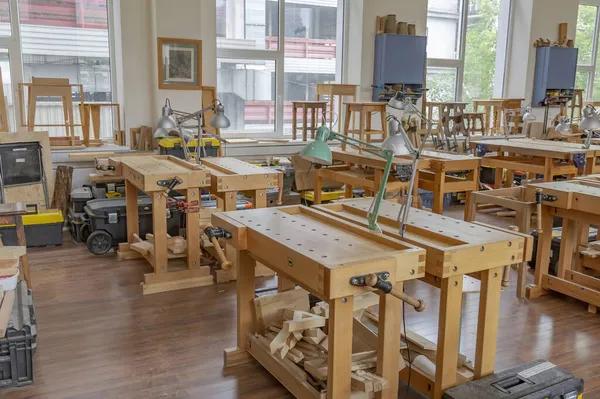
[4,207,600,399]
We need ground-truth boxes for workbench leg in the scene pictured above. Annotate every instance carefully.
[433,171,445,214]
[314,170,323,205]
[125,181,139,243]
[186,188,201,269]
[218,192,238,212]
[224,249,256,368]
[327,295,354,399]
[344,184,353,200]
[515,210,530,298]
[152,192,168,274]
[556,218,577,279]
[374,169,384,199]
[543,158,553,182]
[376,286,402,399]
[505,169,514,188]
[575,222,591,272]
[434,276,463,399]
[359,111,366,151]
[253,189,267,209]
[277,277,296,292]
[464,194,477,222]
[15,216,31,290]
[342,106,351,151]
[494,166,503,189]
[366,112,372,144]
[527,205,553,298]
[474,267,502,379]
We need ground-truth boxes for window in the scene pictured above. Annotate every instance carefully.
[216,0,343,136]
[426,0,507,104]
[17,0,114,138]
[575,4,600,100]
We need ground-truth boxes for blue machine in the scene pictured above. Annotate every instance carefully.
[532,46,578,106]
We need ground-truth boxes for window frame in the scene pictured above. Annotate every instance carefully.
[216,0,345,137]
[576,2,600,101]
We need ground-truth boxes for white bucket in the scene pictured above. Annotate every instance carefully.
[0,268,19,291]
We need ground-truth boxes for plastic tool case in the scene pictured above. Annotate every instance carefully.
[84,197,181,255]
[443,360,583,399]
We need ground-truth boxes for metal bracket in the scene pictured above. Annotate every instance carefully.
[157,176,183,192]
[542,194,557,202]
[350,271,391,293]
[205,226,232,240]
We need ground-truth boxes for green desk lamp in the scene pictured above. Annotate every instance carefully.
[299,125,403,232]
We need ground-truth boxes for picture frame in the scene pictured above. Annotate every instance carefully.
[157,37,202,90]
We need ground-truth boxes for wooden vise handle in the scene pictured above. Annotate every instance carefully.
[204,224,232,270]
[365,274,426,312]
[277,171,284,206]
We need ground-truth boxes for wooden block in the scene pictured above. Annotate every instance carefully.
[351,370,389,393]
[286,347,304,363]
[302,328,326,345]
[0,247,26,260]
[253,287,310,335]
[304,351,378,381]
[283,310,326,332]
[353,292,380,311]
[318,336,329,353]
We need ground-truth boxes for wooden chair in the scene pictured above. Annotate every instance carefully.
[342,102,387,150]
[292,101,328,141]
[462,112,485,136]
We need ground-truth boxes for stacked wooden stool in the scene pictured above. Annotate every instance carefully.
[292,101,328,141]
[342,102,387,149]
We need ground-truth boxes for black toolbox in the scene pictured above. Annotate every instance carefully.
[70,187,93,213]
[0,280,37,387]
[84,197,181,255]
[443,360,583,399]
[530,227,597,275]
[0,208,64,247]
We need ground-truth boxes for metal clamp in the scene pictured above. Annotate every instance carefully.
[350,272,391,292]
[204,226,232,240]
[157,176,183,192]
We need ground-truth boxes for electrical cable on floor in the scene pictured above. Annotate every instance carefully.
[403,288,412,398]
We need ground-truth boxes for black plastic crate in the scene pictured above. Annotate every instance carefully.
[0,281,36,388]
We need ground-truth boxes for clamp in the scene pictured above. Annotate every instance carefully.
[350,272,426,312]
[204,225,232,270]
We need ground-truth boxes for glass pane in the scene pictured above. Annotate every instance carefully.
[217,0,279,51]
[575,5,597,66]
[18,0,114,138]
[427,0,463,59]
[0,1,10,36]
[427,67,457,103]
[576,71,590,95]
[462,0,500,104]
[217,59,276,133]
[283,0,339,134]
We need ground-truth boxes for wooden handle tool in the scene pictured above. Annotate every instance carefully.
[365,274,426,312]
[277,171,284,206]
[203,224,232,270]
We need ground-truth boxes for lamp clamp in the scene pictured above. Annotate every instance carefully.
[350,272,391,292]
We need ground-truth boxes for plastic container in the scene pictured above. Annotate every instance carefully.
[0,210,64,247]
[70,187,93,213]
[0,280,36,387]
[84,197,181,255]
[158,137,220,159]
[0,268,19,291]
[443,359,583,399]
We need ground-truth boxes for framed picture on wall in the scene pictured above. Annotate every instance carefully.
[157,37,202,90]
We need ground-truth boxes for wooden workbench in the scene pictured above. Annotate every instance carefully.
[201,157,283,283]
[465,186,537,298]
[314,149,481,219]
[417,151,481,218]
[111,155,213,294]
[470,138,600,187]
[315,198,532,398]
[215,205,426,399]
[313,149,417,204]
[525,180,600,313]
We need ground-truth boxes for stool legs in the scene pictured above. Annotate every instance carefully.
[365,112,372,144]
[380,110,387,142]
[302,106,308,141]
[359,111,365,151]
[343,106,351,151]
[292,105,297,140]
[311,108,316,139]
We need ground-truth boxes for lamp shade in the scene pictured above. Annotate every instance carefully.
[381,132,412,156]
[522,106,536,122]
[210,103,231,128]
[579,106,600,131]
[555,117,572,134]
[299,126,332,165]
[387,92,406,110]
[154,99,178,138]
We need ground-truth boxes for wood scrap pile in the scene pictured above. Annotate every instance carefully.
[129,126,155,151]
[253,288,390,394]
[579,241,600,276]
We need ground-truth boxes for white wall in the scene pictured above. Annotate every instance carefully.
[116,0,217,135]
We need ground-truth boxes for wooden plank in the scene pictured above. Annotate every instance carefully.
[253,288,310,335]
[543,274,600,307]
[376,289,403,399]
[0,247,26,259]
[474,267,503,379]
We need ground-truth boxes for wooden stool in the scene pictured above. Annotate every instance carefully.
[342,102,387,150]
[463,112,485,135]
[570,89,584,120]
[425,101,444,130]
[316,84,358,130]
[292,101,327,141]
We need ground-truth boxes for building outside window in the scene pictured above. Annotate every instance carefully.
[575,3,600,100]
[216,0,342,136]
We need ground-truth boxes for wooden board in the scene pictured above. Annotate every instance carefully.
[110,155,210,192]
[314,199,532,279]
[0,131,53,209]
[202,157,281,193]
[470,138,600,159]
[212,205,426,299]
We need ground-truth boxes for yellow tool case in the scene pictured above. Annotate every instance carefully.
[158,137,220,159]
[0,208,63,247]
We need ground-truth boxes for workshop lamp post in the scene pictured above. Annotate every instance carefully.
[153,98,231,163]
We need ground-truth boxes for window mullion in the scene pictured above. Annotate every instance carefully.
[276,0,285,135]
[589,6,600,100]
